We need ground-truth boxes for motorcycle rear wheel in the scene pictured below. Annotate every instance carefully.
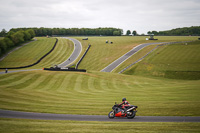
[127,111,136,119]
[108,111,115,119]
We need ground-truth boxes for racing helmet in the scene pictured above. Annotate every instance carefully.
[122,98,126,102]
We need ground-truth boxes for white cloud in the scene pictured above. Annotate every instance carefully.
[0,0,200,34]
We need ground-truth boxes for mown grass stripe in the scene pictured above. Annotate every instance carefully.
[73,74,85,94]
[40,74,60,91]
[8,74,42,89]
[56,74,76,94]
[0,74,25,85]
[0,73,36,89]
[50,74,67,92]
[87,76,98,94]
[34,74,54,90]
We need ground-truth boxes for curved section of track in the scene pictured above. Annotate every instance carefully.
[58,37,82,68]
[0,109,199,122]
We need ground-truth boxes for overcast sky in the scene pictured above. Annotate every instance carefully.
[0,0,200,34]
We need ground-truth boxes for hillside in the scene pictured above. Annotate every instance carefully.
[0,36,199,117]
[75,36,198,72]
[0,37,74,69]
[124,41,200,80]
[0,70,199,116]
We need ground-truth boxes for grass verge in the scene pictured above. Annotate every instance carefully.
[0,118,200,133]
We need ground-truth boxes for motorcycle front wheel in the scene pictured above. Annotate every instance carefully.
[108,111,115,119]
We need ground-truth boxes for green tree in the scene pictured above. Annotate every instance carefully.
[0,40,7,53]
[126,30,131,35]
[23,30,31,41]
[11,31,24,45]
[0,29,7,37]
[113,31,120,36]
[132,30,137,36]
[152,31,158,35]
[147,31,152,35]
[6,31,14,39]
[27,29,35,39]
[4,37,14,47]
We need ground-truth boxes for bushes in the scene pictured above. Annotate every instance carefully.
[148,26,200,36]
[0,29,35,55]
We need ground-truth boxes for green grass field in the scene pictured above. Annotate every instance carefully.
[0,37,56,68]
[0,36,199,132]
[0,70,199,116]
[0,37,74,69]
[74,36,198,71]
[0,118,200,133]
[123,41,200,79]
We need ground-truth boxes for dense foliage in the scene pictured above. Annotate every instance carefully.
[0,29,35,56]
[9,27,123,36]
[0,29,7,37]
[148,26,200,36]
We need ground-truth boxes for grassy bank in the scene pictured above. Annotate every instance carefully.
[0,37,74,69]
[0,70,199,116]
[74,36,198,71]
[123,41,200,79]
[0,37,56,68]
[0,118,200,133]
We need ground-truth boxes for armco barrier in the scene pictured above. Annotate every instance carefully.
[75,44,91,69]
[0,38,58,69]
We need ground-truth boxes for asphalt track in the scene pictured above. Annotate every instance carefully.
[58,37,82,68]
[0,109,199,122]
[101,42,165,72]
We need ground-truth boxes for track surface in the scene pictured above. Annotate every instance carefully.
[0,109,199,122]
[101,42,165,72]
[58,37,82,67]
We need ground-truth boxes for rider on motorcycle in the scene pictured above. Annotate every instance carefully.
[119,98,131,114]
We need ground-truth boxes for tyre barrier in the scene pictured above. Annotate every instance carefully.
[0,38,58,69]
[75,44,91,69]
[43,67,86,72]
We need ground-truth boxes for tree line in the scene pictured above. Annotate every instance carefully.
[7,27,123,36]
[125,30,137,36]
[0,29,35,56]
[147,26,200,36]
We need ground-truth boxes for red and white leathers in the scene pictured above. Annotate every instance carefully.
[119,100,130,109]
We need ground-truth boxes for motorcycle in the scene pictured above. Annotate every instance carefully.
[108,103,137,119]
